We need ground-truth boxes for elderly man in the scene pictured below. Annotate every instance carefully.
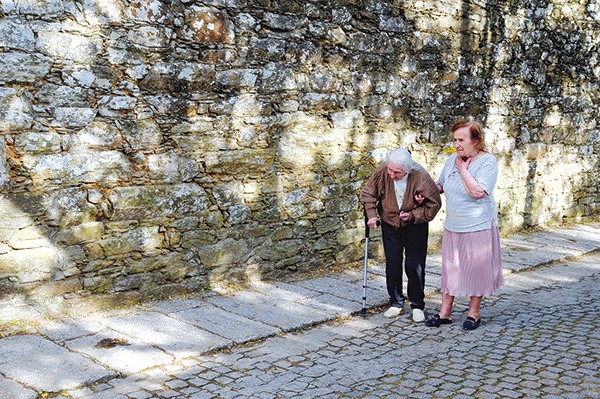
[361,148,442,322]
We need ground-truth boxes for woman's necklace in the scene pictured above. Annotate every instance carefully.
[468,150,482,161]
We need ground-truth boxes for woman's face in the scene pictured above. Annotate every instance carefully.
[452,126,478,158]
[387,163,407,181]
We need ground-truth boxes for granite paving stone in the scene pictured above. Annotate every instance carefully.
[0,335,115,392]
[0,377,36,399]
[41,317,107,341]
[168,304,269,343]
[205,289,334,331]
[93,310,231,359]
[63,330,174,374]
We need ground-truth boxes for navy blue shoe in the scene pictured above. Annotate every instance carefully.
[424,314,452,327]
[463,316,481,330]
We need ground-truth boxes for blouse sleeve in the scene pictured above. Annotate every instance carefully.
[437,154,455,188]
[473,154,498,195]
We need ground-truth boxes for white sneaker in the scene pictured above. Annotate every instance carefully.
[412,308,425,322]
[383,306,403,318]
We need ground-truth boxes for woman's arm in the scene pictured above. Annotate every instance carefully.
[456,157,488,199]
[409,171,443,223]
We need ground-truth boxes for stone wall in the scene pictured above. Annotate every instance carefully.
[0,0,598,309]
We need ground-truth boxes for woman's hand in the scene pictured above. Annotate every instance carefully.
[399,211,412,222]
[454,155,488,199]
[367,217,379,229]
[455,155,471,174]
[414,193,425,204]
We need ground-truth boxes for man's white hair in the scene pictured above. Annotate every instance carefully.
[386,148,421,172]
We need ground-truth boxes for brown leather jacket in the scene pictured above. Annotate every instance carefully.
[361,162,442,228]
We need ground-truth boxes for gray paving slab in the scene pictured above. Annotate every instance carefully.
[309,290,382,313]
[205,289,333,331]
[62,329,173,374]
[0,300,43,325]
[500,258,532,273]
[293,274,389,313]
[0,377,36,399]
[0,335,115,392]
[92,310,231,359]
[503,245,573,267]
[142,297,209,313]
[533,225,600,247]
[42,316,107,341]
[427,253,443,266]
[497,255,600,303]
[247,280,356,315]
[293,276,365,302]
[347,263,441,309]
[335,270,390,309]
[252,273,387,316]
[503,229,599,256]
[365,262,386,276]
[166,302,279,345]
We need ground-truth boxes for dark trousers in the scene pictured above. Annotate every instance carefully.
[381,220,429,310]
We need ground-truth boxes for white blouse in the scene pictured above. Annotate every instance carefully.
[438,152,499,233]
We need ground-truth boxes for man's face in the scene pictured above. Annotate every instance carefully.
[386,163,406,181]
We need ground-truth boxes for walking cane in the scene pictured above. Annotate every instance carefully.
[361,210,379,315]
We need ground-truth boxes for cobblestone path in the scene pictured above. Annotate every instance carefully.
[69,254,600,399]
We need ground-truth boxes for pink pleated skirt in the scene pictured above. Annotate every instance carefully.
[440,224,504,297]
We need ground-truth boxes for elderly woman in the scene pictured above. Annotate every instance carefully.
[361,148,442,322]
[425,119,504,330]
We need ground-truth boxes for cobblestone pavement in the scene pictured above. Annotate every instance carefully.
[63,253,600,399]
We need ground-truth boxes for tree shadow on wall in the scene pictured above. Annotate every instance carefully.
[1,0,599,329]
[456,0,600,229]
